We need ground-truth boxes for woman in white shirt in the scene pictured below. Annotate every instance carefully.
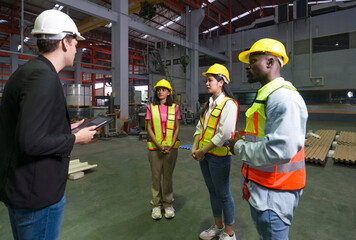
[192,64,238,240]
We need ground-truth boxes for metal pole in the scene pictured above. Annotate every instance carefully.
[21,0,24,53]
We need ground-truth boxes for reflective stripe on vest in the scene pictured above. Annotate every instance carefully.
[199,97,238,156]
[242,148,305,190]
[243,78,305,190]
[147,104,180,150]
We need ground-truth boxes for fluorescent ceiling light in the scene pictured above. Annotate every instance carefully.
[158,16,181,30]
[202,0,351,34]
[54,4,64,11]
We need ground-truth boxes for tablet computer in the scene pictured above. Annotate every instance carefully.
[72,115,113,133]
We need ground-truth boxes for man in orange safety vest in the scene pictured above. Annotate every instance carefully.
[229,38,308,240]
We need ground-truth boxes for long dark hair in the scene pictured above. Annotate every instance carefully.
[200,74,235,117]
[152,87,173,106]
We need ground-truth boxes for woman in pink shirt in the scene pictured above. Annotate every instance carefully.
[146,79,181,220]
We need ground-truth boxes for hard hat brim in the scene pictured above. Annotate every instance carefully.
[202,71,209,77]
[76,34,85,41]
[238,50,251,64]
[239,50,289,65]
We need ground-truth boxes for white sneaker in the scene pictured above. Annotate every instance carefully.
[219,232,236,240]
[152,207,162,220]
[199,225,225,240]
[164,206,175,219]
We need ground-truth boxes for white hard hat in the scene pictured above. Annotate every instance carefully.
[31,9,85,41]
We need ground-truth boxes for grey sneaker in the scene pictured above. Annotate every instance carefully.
[219,232,236,240]
[164,206,175,219]
[199,225,225,240]
[151,207,162,220]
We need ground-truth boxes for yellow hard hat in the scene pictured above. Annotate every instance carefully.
[154,79,172,93]
[239,38,289,66]
[202,63,230,83]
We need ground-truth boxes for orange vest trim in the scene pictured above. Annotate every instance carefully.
[246,111,259,136]
[242,147,306,190]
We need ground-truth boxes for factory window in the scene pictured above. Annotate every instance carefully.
[331,90,356,104]
[313,33,349,53]
[173,59,180,65]
[166,60,171,66]
[300,91,329,104]
[300,90,356,105]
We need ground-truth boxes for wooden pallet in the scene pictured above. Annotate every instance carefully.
[305,129,337,165]
[333,131,356,164]
[336,131,356,145]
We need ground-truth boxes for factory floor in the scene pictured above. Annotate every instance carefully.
[1,120,356,240]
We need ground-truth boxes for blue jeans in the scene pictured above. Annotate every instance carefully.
[6,194,66,240]
[250,205,290,240]
[200,154,235,225]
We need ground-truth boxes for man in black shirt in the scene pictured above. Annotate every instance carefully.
[0,9,96,239]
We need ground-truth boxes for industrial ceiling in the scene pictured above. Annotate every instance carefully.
[0,0,355,55]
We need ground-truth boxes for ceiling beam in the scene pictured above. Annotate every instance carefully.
[50,0,118,22]
[52,0,228,61]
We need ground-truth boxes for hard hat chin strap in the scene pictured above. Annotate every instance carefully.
[277,57,284,68]
[218,74,229,84]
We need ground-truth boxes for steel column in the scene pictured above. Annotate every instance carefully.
[112,0,129,119]
[10,35,20,73]
[186,9,205,113]
[74,48,83,84]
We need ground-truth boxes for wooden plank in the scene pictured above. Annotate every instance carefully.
[68,172,85,180]
[333,131,356,164]
[68,159,98,174]
[305,129,337,165]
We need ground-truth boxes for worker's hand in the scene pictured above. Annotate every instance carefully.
[71,119,85,130]
[166,145,174,154]
[191,148,197,159]
[74,125,97,144]
[192,149,205,161]
[161,145,171,154]
[228,138,238,155]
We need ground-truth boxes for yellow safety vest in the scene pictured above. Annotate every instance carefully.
[243,78,306,192]
[199,96,238,156]
[245,77,297,138]
[147,103,180,150]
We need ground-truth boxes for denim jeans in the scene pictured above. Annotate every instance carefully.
[200,153,235,225]
[250,205,290,240]
[6,194,66,240]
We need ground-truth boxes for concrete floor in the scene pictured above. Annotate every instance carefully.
[1,120,356,240]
